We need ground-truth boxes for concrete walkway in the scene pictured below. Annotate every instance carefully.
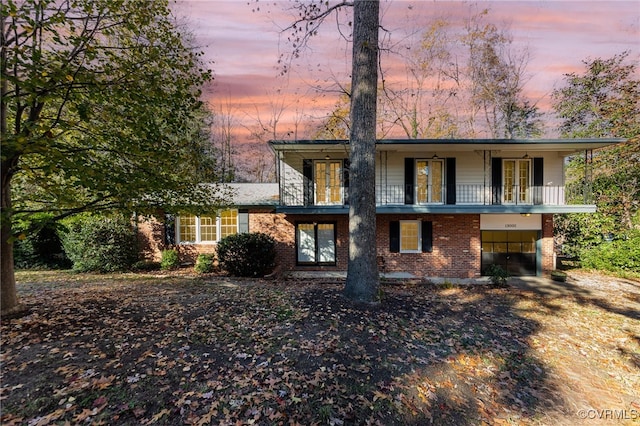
[286,270,640,299]
[507,275,579,297]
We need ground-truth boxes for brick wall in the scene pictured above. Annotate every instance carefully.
[248,211,296,273]
[137,212,554,278]
[541,214,554,273]
[247,213,482,279]
[377,214,481,279]
[255,214,350,273]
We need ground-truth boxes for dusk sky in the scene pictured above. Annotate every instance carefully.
[171,0,639,175]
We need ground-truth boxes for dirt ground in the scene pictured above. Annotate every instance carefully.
[1,269,638,425]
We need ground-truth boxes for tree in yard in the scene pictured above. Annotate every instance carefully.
[313,92,351,140]
[1,0,227,314]
[342,0,380,302]
[277,0,380,302]
[380,18,464,139]
[552,51,640,251]
[210,100,238,183]
[374,6,541,139]
[462,8,543,138]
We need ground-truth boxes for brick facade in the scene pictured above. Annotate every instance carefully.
[377,214,481,278]
[541,214,555,272]
[138,212,555,278]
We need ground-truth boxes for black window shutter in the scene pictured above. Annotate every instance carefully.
[389,221,400,253]
[343,158,350,205]
[421,221,433,253]
[164,214,175,245]
[446,158,456,205]
[303,159,313,206]
[404,158,414,205]
[533,157,544,205]
[492,157,502,205]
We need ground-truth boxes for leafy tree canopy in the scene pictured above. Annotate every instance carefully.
[552,51,639,139]
[2,0,228,222]
[552,51,640,253]
[1,0,231,313]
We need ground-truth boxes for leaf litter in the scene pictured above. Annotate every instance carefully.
[1,270,638,425]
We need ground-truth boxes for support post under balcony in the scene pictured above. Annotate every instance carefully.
[584,149,593,204]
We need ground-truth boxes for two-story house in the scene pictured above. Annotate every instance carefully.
[265,138,622,279]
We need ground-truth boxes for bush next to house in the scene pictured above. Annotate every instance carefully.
[13,213,71,269]
[195,254,215,274]
[486,264,509,286]
[160,249,180,270]
[580,230,640,276]
[60,215,139,273]
[217,232,276,277]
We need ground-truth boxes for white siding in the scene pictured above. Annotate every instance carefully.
[278,148,570,206]
[455,153,485,184]
[281,154,303,205]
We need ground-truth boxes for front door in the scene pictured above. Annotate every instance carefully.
[315,160,342,205]
[481,230,538,276]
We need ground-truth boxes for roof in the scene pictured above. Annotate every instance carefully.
[269,138,626,155]
[226,183,279,207]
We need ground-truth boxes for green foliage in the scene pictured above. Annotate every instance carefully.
[554,212,616,257]
[60,215,138,273]
[13,213,71,269]
[2,0,229,220]
[160,250,180,271]
[580,231,640,275]
[552,51,639,139]
[217,233,276,277]
[194,254,215,274]
[1,0,233,311]
[486,264,509,286]
[550,271,567,282]
[553,52,640,254]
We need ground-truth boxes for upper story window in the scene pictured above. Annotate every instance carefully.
[503,159,531,204]
[176,209,238,244]
[315,160,343,205]
[416,159,444,204]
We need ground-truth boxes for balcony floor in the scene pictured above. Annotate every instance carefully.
[276,204,597,214]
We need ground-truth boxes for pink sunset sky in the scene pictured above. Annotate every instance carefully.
[171,0,639,177]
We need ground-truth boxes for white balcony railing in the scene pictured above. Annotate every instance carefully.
[280,184,592,207]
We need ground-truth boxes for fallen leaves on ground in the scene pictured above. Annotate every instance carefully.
[1,270,638,425]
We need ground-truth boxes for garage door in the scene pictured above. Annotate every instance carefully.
[481,230,538,276]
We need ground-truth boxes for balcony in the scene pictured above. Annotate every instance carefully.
[279,184,593,209]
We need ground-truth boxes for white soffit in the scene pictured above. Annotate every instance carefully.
[480,214,542,230]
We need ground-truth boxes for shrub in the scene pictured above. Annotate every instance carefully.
[217,232,275,277]
[486,264,509,286]
[195,254,215,274]
[580,230,640,275]
[160,249,180,270]
[550,270,568,282]
[60,215,138,272]
[13,213,71,269]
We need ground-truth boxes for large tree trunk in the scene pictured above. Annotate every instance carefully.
[1,19,20,313]
[343,0,380,302]
[1,166,19,314]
